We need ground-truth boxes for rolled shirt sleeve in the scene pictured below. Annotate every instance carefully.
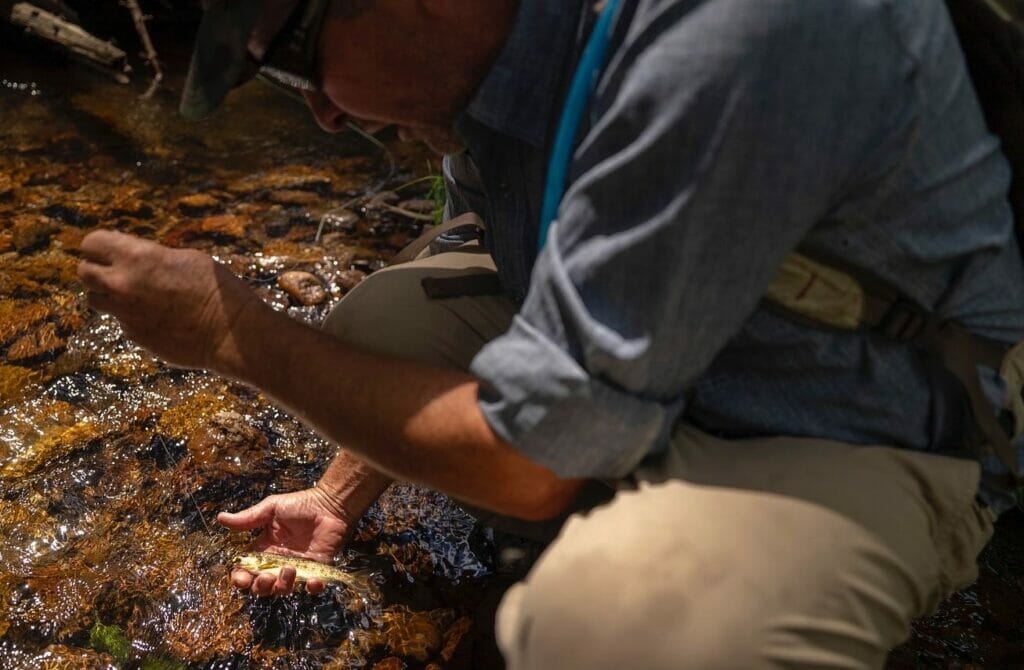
[470,1,916,478]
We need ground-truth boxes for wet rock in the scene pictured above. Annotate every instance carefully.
[337,268,367,292]
[52,227,86,251]
[373,657,406,670]
[0,173,17,200]
[320,208,360,232]
[7,322,65,363]
[439,616,473,663]
[0,363,38,405]
[0,232,12,254]
[11,214,58,253]
[226,166,333,196]
[157,391,237,442]
[175,193,222,216]
[278,271,328,306]
[267,189,321,207]
[162,215,248,246]
[200,214,247,239]
[189,410,269,472]
[42,203,101,228]
[0,301,50,344]
[38,643,115,669]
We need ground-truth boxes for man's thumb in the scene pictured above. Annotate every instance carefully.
[217,499,275,530]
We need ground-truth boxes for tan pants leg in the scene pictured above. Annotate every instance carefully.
[496,426,995,670]
[321,249,996,670]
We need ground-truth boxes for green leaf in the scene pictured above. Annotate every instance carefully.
[427,173,447,226]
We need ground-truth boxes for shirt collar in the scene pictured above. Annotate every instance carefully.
[461,0,590,148]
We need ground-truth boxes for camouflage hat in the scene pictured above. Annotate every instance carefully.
[179,0,266,120]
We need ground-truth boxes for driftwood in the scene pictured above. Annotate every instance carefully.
[8,2,130,83]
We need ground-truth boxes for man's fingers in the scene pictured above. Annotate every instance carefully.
[272,566,296,596]
[217,500,276,531]
[77,260,113,292]
[84,290,120,316]
[252,572,277,597]
[79,229,127,265]
[306,578,325,595]
[231,568,254,590]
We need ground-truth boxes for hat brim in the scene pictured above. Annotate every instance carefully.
[179,1,265,120]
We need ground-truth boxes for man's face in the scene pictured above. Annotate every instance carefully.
[302,0,516,155]
[301,0,466,154]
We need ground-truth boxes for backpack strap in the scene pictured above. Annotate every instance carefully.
[765,253,1019,477]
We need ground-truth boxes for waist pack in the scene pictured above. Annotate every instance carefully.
[765,0,1024,483]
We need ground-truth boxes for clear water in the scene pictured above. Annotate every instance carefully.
[0,40,494,670]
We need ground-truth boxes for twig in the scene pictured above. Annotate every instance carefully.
[123,0,163,98]
[378,202,435,222]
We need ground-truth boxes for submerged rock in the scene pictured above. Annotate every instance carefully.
[6,322,65,363]
[175,193,223,216]
[267,189,321,207]
[11,214,58,253]
[278,271,327,306]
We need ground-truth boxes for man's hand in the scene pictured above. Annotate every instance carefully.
[76,230,265,372]
[218,489,356,596]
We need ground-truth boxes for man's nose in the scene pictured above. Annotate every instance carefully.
[303,90,350,133]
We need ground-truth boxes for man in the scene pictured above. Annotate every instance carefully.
[77,0,1024,667]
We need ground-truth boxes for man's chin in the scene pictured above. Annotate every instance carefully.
[399,127,465,156]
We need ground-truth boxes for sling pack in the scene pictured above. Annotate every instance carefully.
[767,0,1024,481]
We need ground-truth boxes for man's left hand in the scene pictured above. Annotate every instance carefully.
[77,230,265,372]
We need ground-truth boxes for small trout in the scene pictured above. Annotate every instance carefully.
[233,552,379,598]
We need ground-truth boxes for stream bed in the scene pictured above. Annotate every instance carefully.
[1,25,1023,670]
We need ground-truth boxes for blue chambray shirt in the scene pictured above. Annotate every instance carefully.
[448,0,1024,511]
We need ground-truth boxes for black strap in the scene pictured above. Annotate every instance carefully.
[421,273,504,300]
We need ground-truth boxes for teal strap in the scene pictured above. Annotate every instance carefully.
[538,0,624,252]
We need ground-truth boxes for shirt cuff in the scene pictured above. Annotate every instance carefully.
[470,315,680,479]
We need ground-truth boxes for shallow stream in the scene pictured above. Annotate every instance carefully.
[2,19,1023,670]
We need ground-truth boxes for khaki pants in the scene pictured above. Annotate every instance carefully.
[323,247,996,670]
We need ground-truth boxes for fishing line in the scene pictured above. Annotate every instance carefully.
[153,433,213,534]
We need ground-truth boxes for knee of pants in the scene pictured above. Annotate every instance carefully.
[320,264,508,369]
[496,481,927,670]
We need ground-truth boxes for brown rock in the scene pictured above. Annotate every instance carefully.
[373,658,406,670]
[268,189,321,207]
[226,166,332,195]
[0,301,52,345]
[52,227,86,251]
[0,232,12,254]
[439,617,473,663]
[11,214,58,253]
[336,268,367,292]
[7,322,65,362]
[200,214,247,239]
[278,271,327,306]
[176,193,223,215]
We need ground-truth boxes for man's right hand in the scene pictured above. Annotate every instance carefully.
[218,488,356,596]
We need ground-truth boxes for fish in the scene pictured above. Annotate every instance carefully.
[232,551,379,598]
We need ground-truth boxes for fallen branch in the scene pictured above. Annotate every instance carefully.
[123,0,163,98]
[8,2,129,83]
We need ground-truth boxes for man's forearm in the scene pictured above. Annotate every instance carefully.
[220,300,583,520]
